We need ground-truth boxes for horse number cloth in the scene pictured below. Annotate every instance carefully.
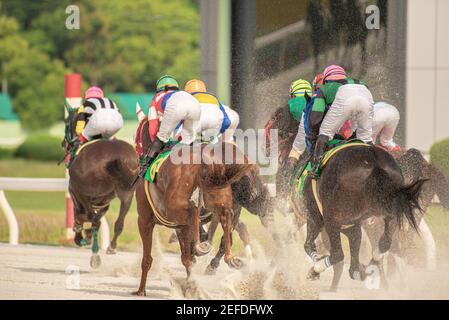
[144,149,172,183]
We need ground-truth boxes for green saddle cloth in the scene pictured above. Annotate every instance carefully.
[143,140,180,183]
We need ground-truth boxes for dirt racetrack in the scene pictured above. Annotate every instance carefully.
[2,241,449,300]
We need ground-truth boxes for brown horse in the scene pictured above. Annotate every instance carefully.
[62,106,139,268]
[133,118,255,296]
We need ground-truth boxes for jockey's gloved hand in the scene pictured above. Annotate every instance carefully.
[146,136,164,162]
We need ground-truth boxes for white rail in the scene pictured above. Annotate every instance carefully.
[0,177,109,250]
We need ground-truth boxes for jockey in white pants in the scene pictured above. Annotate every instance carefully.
[372,102,400,151]
[184,79,239,143]
[143,75,201,165]
[76,86,123,143]
[308,65,374,175]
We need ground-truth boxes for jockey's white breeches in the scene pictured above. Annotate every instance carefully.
[157,91,201,145]
[200,103,224,141]
[199,104,239,143]
[372,102,400,149]
[319,84,374,143]
[83,108,123,140]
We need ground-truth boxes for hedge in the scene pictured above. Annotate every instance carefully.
[14,134,64,161]
[430,137,449,177]
[0,147,15,159]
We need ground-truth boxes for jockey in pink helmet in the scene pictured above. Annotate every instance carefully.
[85,86,104,99]
[75,86,123,144]
[305,65,374,178]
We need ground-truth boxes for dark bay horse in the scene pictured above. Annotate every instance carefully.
[264,106,436,290]
[62,106,139,268]
[133,118,256,296]
[302,145,425,290]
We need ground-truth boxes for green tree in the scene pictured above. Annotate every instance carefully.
[0,0,200,130]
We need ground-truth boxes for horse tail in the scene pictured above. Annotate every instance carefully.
[200,162,256,189]
[106,158,139,190]
[199,143,257,189]
[366,166,426,232]
[231,170,273,217]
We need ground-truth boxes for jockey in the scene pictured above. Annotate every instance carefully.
[142,75,201,166]
[75,86,123,143]
[312,72,324,92]
[372,102,401,151]
[308,65,374,177]
[285,79,313,172]
[184,79,239,143]
[288,79,313,123]
[289,74,323,162]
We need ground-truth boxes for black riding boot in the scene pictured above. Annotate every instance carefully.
[138,137,165,178]
[310,135,329,179]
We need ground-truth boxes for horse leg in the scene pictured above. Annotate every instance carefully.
[107,192,132,254]
[342,224,365,281]
[189,202,211,256]
[308,222,344,292]
[304,217,323,264]
[206,208,243,274]
[178,226,194,279]
[205,235,226,275]
[326,225,345,292]
[220,207,242,269]
[134,214,155,296]
[207,215,219,244]
[89,213,103,269]
[369,216,396,289]
[236,220,252,261]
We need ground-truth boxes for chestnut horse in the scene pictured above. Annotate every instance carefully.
[133,118,256,296]
[62,106,139,268]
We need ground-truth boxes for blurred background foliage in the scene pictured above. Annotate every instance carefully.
[0,0,200,130]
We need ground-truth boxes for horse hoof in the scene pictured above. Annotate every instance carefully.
[349,270,363,281]
[106,246,116,255]
[132,290,146,297]
[307,267,320,281]
[195,242,212,256]
[90,254,101,269]
[227,257,244,270]
[205,265,217,275]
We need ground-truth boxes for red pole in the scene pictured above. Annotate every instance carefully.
[64,74,82,239]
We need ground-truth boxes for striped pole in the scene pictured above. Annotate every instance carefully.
[64,74,82,239]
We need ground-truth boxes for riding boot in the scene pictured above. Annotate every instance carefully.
[138,137,165,179]
[310,135,329,179]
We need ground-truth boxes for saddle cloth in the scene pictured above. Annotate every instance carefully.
[293,139,368,196]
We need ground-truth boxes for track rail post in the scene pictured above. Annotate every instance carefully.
[0,190,19,245]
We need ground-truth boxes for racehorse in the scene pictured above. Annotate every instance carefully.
[133,117,256,296]
[302,145,425,290]
[264,106,430,290]
[203,167,274,274]
[62,105,139,268]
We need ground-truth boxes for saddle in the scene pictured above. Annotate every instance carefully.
[293,139,368,196]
